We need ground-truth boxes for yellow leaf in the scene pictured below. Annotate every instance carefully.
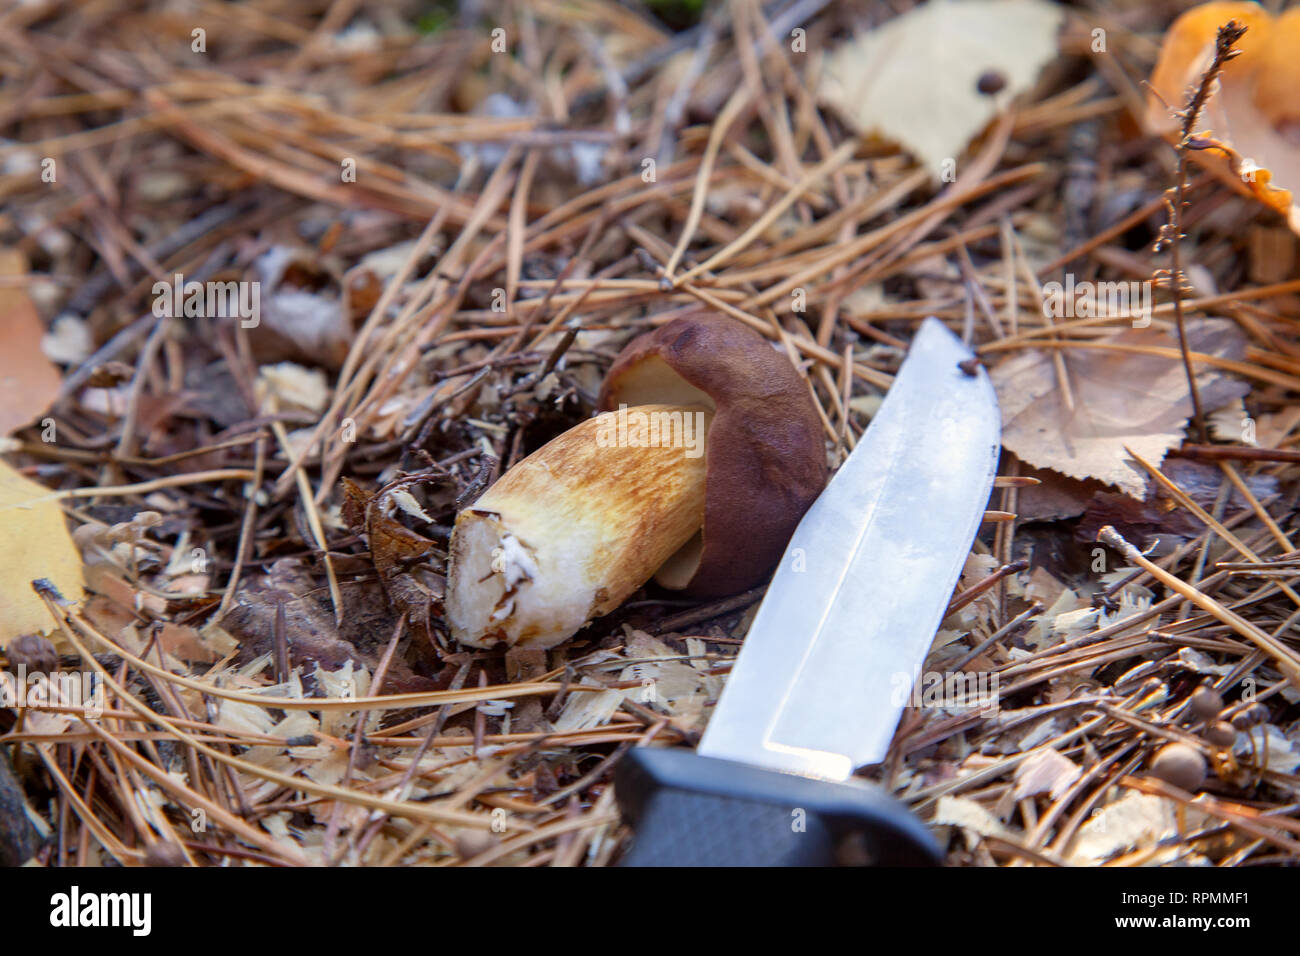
[817,0,1064,178]
[0,459,82,645]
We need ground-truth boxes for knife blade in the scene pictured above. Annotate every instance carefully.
[614,317,1001,866]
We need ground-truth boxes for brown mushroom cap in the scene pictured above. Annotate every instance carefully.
[597,311,828,597]
[1188,684,1224,722]
[1148,742,1207,792]
[1203,720,1237,749]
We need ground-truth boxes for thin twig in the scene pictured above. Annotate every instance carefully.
[1155,19,1249,444]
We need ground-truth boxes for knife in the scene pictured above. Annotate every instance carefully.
[614,317,1001,866]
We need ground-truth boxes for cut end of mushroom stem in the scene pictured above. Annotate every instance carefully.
[446,404,712,649]
[446,310,828,650]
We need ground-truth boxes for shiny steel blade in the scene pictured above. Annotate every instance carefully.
[697,317,1000,781]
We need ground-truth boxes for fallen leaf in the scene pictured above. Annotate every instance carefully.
[552,688,624,732]
[0,251,62,437]
[248,247,353,369]
[1012,746,1081,801]
[1075,457,1278,547]
[1176,647,1237,678]
[344,474,452,632]
[1147,2,1300,234]
[620,630,716,731]
[1240,724,1300,775]
[0,459,83,645]
[218,557,439,692]
[1013,463,1110,523]
[256,362,330,414]
[818,0,1063,176]
[992,319,1250,497]
[1208,397,1253,444]
[933,794,1018,843]
[1067,791,1202,865]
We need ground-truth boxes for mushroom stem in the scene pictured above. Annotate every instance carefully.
[446,404,712,649]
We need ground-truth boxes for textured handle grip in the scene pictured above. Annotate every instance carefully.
[615,747,941,867]
[620,786,835,866]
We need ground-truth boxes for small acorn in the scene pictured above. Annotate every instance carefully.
[1188,684,1223,722]
[1148,742,1207,791]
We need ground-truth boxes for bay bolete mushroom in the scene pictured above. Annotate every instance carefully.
[445,311,828,649]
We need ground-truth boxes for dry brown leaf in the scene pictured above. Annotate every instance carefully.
[992,320,1249,497]
[249,247,353,368]
[0,459,83,645]
[219,556,438,691]
[1147,2,1300,233]
[933,794,1019,844]
[1012,463,1110,523]
[818,0,1063,176]
[1012,746,1081,801]
[343,474,450,632]
[0,251,62,437]
[1076,458,1278,548]
[1066,792,1206,865]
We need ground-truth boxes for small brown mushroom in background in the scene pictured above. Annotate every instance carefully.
[1230,701,1270,730]
[4,633,58,675]
[143,842,188,867]
[445,311,828,649]
[1203,720,1238,749]
[1149,742,1208,791]
[1188,684,1224,722]
[455,829,499,860]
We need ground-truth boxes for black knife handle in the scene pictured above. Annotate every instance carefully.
[614,747,942,867]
